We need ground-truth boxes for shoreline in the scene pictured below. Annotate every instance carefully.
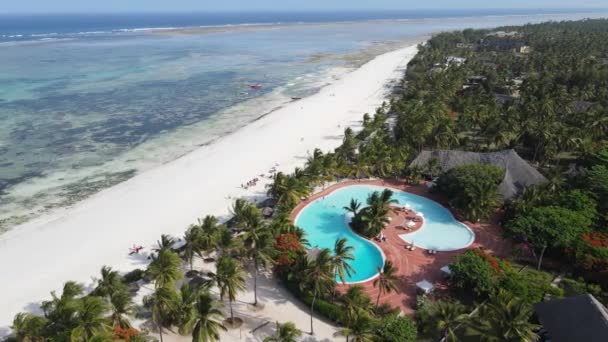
[0,43,420,335]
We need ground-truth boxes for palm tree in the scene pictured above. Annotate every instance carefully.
[154,234,176,253]
[333,238,355,285]
[242,224,274,307]
[147,249,182,288]
[339,286,374,341]
[230,198,261,229]
[267,172,310,208]
[108,290,134,329]
[356,189,397,236]
[338,308,377,342]
[343,199,362,216]
[176,283,200,329]
[180,292,227,342]
[183,225,202,270]
[469,290,539,341]
[11,313,48,342]
[196,216,222,257]
[41,282,84,335]
[263,321,303,342]
[70,297,111,342]
[372,261,399,310]
[143,286,179,342]
[93,266,124,298]
[211,256,246,324]
[303,248,335,335]
[340,285,373,315]
[427,300,468,342]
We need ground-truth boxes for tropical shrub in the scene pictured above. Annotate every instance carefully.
[283,280,344,323]
[498,264,562,304]
[434,164,504,221]
[451,249,500,297]
[560,277,603,299]
[375,315,417,342]
[505,206,592,269]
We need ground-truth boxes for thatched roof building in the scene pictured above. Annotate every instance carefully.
[410,149,547,199]
[534,294,608,342]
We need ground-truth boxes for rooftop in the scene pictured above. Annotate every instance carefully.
[410,149,548,199]
[535,294,608,342]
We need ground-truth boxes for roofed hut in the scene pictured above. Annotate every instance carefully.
[409,149,547,199]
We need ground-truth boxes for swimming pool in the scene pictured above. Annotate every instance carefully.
[294,184,475,283]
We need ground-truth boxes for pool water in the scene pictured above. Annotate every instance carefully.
[294,184,475,283]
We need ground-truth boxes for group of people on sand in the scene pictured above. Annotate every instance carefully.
[241,163,280,190]
[241,177,260,190]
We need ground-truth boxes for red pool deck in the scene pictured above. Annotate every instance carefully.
[289,179,511,314]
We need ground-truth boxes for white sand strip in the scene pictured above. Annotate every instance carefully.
[0,44,419,337]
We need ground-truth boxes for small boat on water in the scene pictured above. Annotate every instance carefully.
[291,97,302,101]
[249,84,263,89]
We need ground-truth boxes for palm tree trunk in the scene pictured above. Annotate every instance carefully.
[376,288,382,310]
[310,286,318,335]
[253,259,258,306]
[537,245,547,270]
[158,320,164,342]
[230,299,234,321]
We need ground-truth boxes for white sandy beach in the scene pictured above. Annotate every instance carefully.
[0,44,418,339]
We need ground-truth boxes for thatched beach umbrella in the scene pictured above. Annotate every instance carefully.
[189,275,208,288]
[306,247,322,262]
[262,207,274,218]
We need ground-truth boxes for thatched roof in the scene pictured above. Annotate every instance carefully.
[534,294,608,342]
[410,149,547,199]
[306,247,322,262]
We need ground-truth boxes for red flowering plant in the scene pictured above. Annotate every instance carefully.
[274,233,303,267]
[569,231,608,272]
[472,248,501,272]
[114,326,140,341]
[582,232,608,248]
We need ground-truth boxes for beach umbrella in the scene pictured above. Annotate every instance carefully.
[416,212,424,217]
[404,203,412,210]
[407,221,415,228]
[185,269,201,278]
[344,212,355,224]
[440,265,453,277]
[306,247,322,262]
[262,207,274,218]
[189,276,208,288]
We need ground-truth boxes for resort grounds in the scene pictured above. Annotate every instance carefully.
[290,179,512,315]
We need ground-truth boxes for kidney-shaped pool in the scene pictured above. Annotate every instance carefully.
[294,184,475,283]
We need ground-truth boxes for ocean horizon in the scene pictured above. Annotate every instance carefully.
[0,9,606,233]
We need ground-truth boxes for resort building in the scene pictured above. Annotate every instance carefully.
[409,149,548,199]
[534,294,608,342]
[446,56,467,66]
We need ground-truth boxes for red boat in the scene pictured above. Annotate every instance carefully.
[249,84,263,89]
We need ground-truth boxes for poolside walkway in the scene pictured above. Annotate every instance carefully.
[289,179,511,314]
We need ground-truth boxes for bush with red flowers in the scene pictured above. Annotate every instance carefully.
[114,326,140,341]
[274,233,303,267]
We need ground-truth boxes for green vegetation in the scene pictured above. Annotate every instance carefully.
[263,321,302,342]
[434,164,504,220]
[350,189,396,238]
